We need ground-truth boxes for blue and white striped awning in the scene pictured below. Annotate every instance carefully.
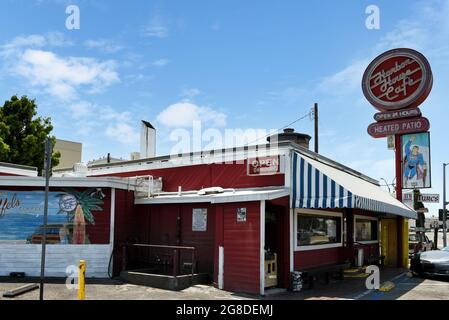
[291,152,416,219]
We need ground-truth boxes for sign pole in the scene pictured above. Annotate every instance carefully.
[395,134,403,202]
[443,163,447,248]
[39,137,52,301]
[395,134,404,267]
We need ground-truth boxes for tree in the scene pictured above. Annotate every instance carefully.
[0,95,61,173]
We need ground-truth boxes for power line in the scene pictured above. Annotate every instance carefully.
[244,110,313,147]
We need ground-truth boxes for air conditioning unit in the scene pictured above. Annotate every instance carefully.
[73,163,88,177]
[133,175,163,198]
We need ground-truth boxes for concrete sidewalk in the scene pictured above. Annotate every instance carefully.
[1,267,448,300]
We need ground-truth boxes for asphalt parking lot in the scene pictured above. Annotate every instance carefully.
[1,268,448,300]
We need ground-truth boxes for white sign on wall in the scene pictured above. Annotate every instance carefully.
[237,208,247,222]
[402,193,440,203]
[192,208,207,231]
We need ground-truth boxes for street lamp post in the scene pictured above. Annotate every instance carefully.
[444,163,448,248]
[380,178,391,193]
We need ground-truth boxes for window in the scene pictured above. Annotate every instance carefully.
[355,217,378,243]
[297,213,342,248]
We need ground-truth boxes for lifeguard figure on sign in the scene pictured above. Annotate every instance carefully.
[403,135,427,188]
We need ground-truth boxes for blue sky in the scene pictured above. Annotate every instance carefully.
[0,0,448,217]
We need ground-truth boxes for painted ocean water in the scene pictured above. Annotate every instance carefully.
[0,213,68,241]
[0,191,69,241]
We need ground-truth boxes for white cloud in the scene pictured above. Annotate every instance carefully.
[106,123,139,145]
[66,100,139,145]
[84,39,123,53]
[0,32,72,57]
[1,33,118,100]
[181,87,201,98]
[317,59,369,95]
[67,101,97,119]
[14,49,119,100]
[152,58,169,67]
[157,101,227,128]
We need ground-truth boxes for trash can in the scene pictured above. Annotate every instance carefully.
[290,271,303,292]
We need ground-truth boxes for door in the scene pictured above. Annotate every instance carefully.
[381,219,397,267]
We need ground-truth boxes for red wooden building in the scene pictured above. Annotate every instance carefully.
[0,130,415,295]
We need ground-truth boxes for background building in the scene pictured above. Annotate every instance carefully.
[54,139,82,170]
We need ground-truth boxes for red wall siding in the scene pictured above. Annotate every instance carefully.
[130,203,215,276]
[221,201,261,294]
[294,247,343,269]
[112,189,137,275]
[93,162,284,192]
[113,190,136,244]
[179,204,215,275]
[85,188,111,244]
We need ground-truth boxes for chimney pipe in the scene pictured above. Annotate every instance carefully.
[140,120,156,159]
[267,128,311,149]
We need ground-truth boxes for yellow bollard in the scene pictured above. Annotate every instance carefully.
[78,260,86,300]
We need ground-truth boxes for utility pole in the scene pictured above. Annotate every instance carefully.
[314,103,319,154]
[39,137,52,301]
[443,163,448,248]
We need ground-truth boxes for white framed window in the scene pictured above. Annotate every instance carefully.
[294,209,343,251]
[354,215,379,244]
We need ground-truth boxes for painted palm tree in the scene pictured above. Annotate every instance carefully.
[57,188,104,245]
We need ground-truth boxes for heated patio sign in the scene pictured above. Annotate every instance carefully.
[367,117,430,138]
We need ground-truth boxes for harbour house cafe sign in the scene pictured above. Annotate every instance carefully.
[363,48,433,139]
[362,48,433,112]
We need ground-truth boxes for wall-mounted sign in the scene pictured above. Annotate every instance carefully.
[374,108,421,122]
[403,193,439,203]
[402,192,413,203]
[402,132,431,189]
[387,135,395,150]
[367,117,430,138]
[0,189,104,244]
[237,208,247,222]
[192,208,207,231]
[362,48,433,111]
[419,194,439,203]
[247,156,280,176]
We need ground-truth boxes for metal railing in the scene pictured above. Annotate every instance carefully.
[122,243,196,279]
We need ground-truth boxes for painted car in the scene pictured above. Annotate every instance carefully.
[409,233,433,257]
[410,247,449,277]
[28,224,68,244]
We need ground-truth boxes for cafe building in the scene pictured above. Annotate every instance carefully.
[0,128,415,295]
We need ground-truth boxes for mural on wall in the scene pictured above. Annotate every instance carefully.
[0,189,104,244]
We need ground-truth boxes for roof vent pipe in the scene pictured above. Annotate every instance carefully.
[267,128,311,149]
[140,120,156,159]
